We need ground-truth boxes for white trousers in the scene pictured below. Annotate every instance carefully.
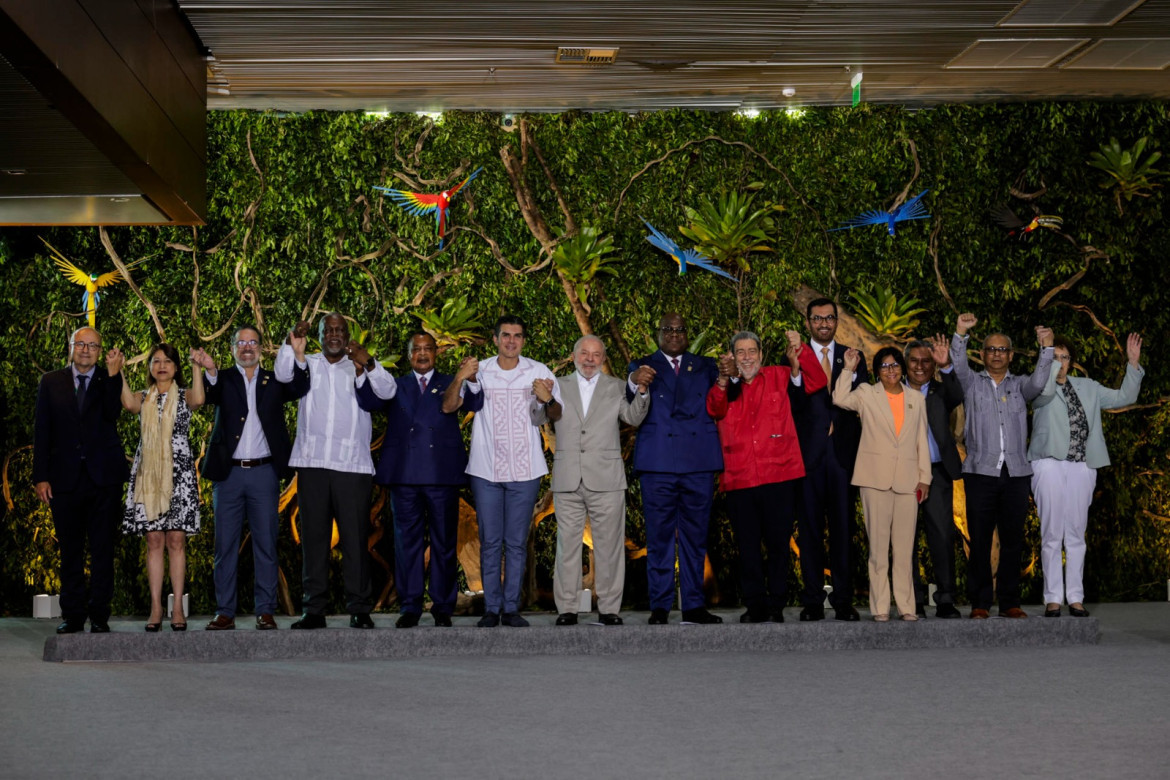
[1031,458,1096,605]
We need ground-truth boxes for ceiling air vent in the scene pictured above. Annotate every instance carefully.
[555,47,619,66]
[1063,38,1170,69]
[946,39,1089,69]
[999,0,1147,27]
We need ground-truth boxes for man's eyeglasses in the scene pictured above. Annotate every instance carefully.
[71,341,100,351]
[660,326,687,334]
[983,346,1011,354]
[809,315,837,324]
[235,339,259,348]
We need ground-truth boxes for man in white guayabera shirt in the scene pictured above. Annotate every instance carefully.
[447,314,561,627]
[275,312,396,630]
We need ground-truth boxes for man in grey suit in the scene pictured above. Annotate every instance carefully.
[532,335,652,626]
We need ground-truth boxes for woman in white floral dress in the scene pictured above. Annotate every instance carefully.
[107,343,208,631]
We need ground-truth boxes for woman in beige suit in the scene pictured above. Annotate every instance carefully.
[834,346,931,622]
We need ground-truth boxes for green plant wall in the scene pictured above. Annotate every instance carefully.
[1,103,1167,616]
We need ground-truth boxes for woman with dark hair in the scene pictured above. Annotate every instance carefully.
[833,345,931,621]
[1029,333,1144,618]
[106,343,207,631]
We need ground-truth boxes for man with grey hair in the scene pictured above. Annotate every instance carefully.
[33,326,128,633]
[533,335,650,625]
[903,335,964,618]
[951,313,1054,619]
[706,330,824,622]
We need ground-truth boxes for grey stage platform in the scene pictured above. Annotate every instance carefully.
[42,610,1100,662]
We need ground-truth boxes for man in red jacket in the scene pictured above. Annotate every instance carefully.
[707,330,824,623]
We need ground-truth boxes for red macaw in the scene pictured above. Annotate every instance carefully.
[375,166,483,249]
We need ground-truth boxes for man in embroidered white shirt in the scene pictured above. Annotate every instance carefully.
[458,315,561,627]
[275,312,396,629]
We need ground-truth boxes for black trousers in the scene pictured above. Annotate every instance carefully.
[913,463,960,607]
[50,470,122,624]
[297,468,374,615]
[798,454,855,609]
[963,467,1030,610]
[726,480,799,613]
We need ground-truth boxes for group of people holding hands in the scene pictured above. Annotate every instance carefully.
[33,298,1144,633]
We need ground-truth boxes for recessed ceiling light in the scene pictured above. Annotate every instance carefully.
[782,88,796,97]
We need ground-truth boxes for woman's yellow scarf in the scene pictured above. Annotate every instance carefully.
[134,385,178,521]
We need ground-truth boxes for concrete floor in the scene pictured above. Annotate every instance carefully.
[2,603,1168,779]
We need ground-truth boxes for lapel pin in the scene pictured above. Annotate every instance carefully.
[687,365,693,372]
[430,387,439,394]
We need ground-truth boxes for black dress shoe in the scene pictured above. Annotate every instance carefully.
[1069,606,1090,618]
[799,605,825,622]
[350,613,375,629]
[1044,607,1061,618]
[555,613,578,626]
[395,612,421,628]
[56,620,85,635]
[916,604,927,618]
[681,608,723,625]
[432,613,453,627]
[477,612,500,628]
[291,614,327,630]
[90,621,110,633]
[501,612,529,627]
[648,608,670,625]
[834,606,861,622]
[739,609,770,624]
[935,603,962,619]
[598,613,623,626]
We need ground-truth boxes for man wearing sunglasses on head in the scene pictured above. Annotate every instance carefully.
[950,313,1054,620]
[201,326,310,631]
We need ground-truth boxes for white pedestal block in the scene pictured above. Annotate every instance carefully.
[33,594,61,619]
[578,588,592,613]
[167,593,189,618]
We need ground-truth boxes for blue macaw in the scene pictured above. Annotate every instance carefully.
[375,166,484,249]
[830,189,931,236]
[641,218,736,281]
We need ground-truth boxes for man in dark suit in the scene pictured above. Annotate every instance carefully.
[789,298,867,621]
[627,312,723,625]
[358,332,482,628]
[33,326,128,634]
[202,325,309,631]
[904,336,965,619]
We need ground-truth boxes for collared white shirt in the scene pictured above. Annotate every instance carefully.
[576,370,600,418]
[275,344,396,474]
[413,368,435,393]
[465,355,560,483]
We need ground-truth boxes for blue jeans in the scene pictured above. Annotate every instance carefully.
[212,463,280,617]
[470,475,541,614]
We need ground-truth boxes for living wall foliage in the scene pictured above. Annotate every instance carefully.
[1,103,1167,616]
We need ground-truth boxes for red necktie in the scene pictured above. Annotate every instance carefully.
[419,375,428,394]
[671,357,680,376]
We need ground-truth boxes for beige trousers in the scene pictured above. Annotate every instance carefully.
[553,486,626,615]
[860,487,918,618]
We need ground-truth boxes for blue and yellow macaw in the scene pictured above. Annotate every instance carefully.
[830,189,931,236]
[375,166,484,249]
[641,218,736,281]
[43,238,141,329]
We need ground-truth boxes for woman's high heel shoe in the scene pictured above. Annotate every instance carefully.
[170,620,187,631]
[145,621,161,633]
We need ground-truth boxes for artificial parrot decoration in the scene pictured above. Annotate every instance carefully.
[641,218,736,281]
[375,166,484,249]
[990,204,1064,238]
[830,189,931,236]
[43,238,142,329]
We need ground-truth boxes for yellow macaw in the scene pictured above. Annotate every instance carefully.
[42,238,141,329]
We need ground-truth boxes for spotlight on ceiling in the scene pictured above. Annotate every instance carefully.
[782,87,796,98]
[735,108,761,119]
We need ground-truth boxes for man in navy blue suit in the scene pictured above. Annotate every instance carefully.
[201,325,310,631]
[789,298,867,621]
[33,326,128,634]
[359,332,483,628]
[627,313,724,625]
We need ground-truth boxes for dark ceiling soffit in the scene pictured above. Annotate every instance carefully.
[0,2,207,225]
